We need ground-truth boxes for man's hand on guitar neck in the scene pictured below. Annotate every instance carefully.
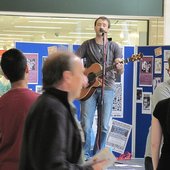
[97,77,103,87]
[115,58,124,75]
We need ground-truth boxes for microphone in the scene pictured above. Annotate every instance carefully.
[99,28,107,34]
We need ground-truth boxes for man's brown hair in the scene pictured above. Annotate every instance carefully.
[94,16,111,28]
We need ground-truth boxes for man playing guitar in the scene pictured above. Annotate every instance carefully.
[76,16,124,160]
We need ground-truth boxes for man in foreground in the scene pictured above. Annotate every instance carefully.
[19,51,108,170]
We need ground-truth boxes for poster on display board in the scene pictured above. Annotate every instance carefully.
[164,50,170,61]
[24,53,38,84]
[35,85,43,94]
[142,92,152,114]
[153,77,162,91]
[154,58,162,74]
[136,88,143,103]
[139,56,153,86]
[106,119,132,154]
[164,62,169,82]
[154,46,162,57]
[112,83,123,118]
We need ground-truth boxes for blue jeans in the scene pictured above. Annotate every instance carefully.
[80,88,115,159]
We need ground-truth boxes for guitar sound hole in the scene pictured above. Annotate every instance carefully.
[88,73,96,86]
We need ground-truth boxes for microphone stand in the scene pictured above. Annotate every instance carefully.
[94,32,107,153]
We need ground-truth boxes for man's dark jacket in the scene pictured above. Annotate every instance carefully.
[19,88,92,170]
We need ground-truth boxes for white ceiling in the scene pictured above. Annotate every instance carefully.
[0,15,162,50]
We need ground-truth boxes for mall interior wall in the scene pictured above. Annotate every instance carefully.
[0,0,163,17]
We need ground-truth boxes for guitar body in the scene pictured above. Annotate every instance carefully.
[77,53,143,101]
[78,63,102,101]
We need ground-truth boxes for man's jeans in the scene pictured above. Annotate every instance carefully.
[80,88,115,160]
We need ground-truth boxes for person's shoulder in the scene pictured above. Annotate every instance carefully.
[0,89,12,98]
[20,88,38,94]
[155,98,170,113]
[109,41,121,50]
[78,38,95,51]
[15,88,39,100]
[0,91,9,101]
[37,92,69,114]
[109,40,120,46]
[82,38,95,44]
[155,81,170,92]
[29,90,39,97]
[157,97,170,106]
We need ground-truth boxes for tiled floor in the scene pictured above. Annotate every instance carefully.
[107,158,145,170]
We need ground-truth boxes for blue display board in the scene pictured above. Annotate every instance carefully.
[136,46,170,157]
[16,42,68,90]
[15,42,82,121]
[74,45,135,157]
[16,42,136,157]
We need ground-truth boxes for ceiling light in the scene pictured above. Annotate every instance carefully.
[69,32,95,35]
[111,23,137,26]
[15,26,61,29]
[86,28,129,31]
[0,40,12,42]
[0,37,23,40]
[3,30,46,33]
[0,33,33,37]
[23,16,93,21]
[29,21,78,24]
[43,38,72,42]
[85,28,94,31]
[59,35,92,39]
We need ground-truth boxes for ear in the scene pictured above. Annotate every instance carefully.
[63,71,72,83]
[25,65,29,74]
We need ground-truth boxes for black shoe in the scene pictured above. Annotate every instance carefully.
[145,156,153,170]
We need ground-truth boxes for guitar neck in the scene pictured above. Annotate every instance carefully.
[95,58,128,77]
[95,65,114,77]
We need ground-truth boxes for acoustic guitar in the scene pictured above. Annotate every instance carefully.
[77,53,143,101]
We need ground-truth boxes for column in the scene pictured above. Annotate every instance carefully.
[164,0,170,45]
